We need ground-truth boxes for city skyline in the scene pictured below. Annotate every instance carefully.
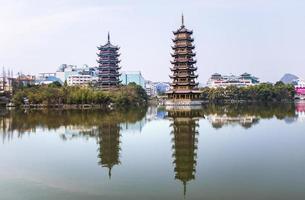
[1,0,305,83]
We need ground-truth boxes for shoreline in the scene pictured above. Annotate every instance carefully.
[3,100,301,111]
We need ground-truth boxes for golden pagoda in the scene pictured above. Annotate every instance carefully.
[166,15,202,106]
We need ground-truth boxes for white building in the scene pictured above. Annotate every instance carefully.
[207,73,259,88]
[67,75,98,86]
[54,64,99,86]
[145,81,170,97]
[145,81,156,96]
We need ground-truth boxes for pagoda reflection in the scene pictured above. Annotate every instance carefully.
[167,108,204,197]
[96,122,121,179]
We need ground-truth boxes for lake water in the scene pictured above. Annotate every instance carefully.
[0,103,305,200]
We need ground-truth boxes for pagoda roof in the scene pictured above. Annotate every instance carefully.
[171,52,196,57]
[172,45,195,50]
[99,80,121,83]
[171,59,196,64]
[99,68,121,71]
[97,32,119,50]
[173,15,193,35]
[173,27,193,35]
[170,74,198,78]
[172,37,194,42]
[97,52,120,56]
[166,90,201,94]
[170,66,197,71]
[240,72,251,76]
[97,43,119,50]
[97,59,121,64]
[171,82,199,86]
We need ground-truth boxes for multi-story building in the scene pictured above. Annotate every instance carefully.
[67,74,98,86]
[207,72,259,88]
[145,81,170,97]
[55,64,79,83]
[145,81,156,96]
[54,64,99,86]
[295,79,305,100]
[120,71,145,88]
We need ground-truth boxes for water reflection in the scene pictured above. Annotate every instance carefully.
[0,108,147,178]
[202,103,297,128]
[167,109,205,197]
[296,101,305,122]
[0,103,301,137]
[0,102,305,199]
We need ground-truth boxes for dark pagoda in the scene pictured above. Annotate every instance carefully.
[167,109,204,197]
[97,33,121,89]
[166,15,202,106]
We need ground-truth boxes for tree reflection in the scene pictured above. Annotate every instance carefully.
[0,108,147,177]
[167,108,205,197]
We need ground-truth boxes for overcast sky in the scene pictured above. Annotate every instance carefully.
[1,0,305,83]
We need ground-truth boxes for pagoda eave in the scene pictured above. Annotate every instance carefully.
[171,53,196,57]
[172,45,195,50]
[172,38,194,42]
[97,61,121,65]
[166,90,201,94]
[170,61,197,65]
[173,29,193,35]
[171,83,199,87]
[169,75,198,78]
[170,67,197,71]
[96,53,120,57]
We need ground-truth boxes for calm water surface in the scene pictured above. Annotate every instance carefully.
[0,103,305,200]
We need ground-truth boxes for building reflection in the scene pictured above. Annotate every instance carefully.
[202,103,297,128]
[167,108,205,197]
[207,114,259,129]
[295,101,305,122]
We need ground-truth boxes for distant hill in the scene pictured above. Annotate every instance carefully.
[280,73,299,84]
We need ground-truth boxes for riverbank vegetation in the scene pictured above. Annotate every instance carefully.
[12,82,148,108]
[200,82,295,102]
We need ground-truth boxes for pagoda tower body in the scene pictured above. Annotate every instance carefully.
[97,33,121,89]
[167,109,204,197]
[166,15,202,106]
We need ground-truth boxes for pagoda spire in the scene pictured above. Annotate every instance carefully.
[107,32,110,43]
[108,167,112,179]
[183,181,186,198]
[181,13,184,27]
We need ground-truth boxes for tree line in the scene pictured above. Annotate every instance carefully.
[12,82,148,108]
[200,82,295,102]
